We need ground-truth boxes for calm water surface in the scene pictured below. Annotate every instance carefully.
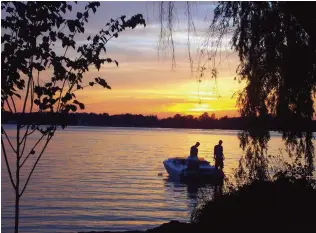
[1,126,311,233]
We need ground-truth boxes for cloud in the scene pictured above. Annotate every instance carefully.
[3,1,243,118]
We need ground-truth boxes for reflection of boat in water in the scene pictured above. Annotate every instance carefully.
[163,157,224,182]
[163,176,223,205]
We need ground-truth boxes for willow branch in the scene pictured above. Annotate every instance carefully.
[158,1,165,58]
[1,137,16,189]
[168,1,176,68]
[186,1,196,74]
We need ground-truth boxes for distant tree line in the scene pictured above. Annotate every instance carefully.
[2,111,316,131]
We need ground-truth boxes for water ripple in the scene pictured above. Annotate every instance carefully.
[2,126,313,233]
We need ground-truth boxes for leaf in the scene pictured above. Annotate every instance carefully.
[50,99,57,105]
[57,32,64,39]
[89,82,94,86]
[42,36,49,43]
[93,35,99,44]
[61,5,66,14]
[77,12,82,19]
[95,61,101,71]
[34,63,45,71]
[45,82,52,88]
[2,34,11,42]
[62,93,72,102]
[114,60,119,67]
[49,31,56,41]
[30,150,35,155]
[6,7,14,13]
[95,77,111,89]
[67,20,75,33]
[70,104,77,112]
[79,103,85,110]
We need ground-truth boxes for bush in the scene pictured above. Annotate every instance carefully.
[191,177,316,233]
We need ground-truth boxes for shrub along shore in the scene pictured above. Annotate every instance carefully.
[79,177,316,233]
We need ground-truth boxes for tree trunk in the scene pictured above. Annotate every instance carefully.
[14,184,19,233]
[15,125,20,233]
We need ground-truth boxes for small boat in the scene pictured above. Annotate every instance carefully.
[163,157,224,180]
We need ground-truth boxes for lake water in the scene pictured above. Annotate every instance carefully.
[1,126,313,233]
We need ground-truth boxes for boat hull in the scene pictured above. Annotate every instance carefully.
[163,157,224,180]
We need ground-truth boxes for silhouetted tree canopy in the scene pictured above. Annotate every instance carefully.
[3,111,316,132]
[160,1,316,178]
[211,1,315,176]
[1,2,145,232]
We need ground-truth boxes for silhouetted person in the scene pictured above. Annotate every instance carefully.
[214,140,224,170]
[187,142,200,171]
[190,142,200,157]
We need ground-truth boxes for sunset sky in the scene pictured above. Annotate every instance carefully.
[5,1,246,118]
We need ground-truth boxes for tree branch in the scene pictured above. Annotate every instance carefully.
[1,137,16,189]
[19,132,54,197]
[20,125,37,159]
[20,125,36,146]
[2,126,16,153]
[20,132,46,167]
[10,96,17,113]
[5,99,14,113]
[22,77,31,114]
[29,78,34,113]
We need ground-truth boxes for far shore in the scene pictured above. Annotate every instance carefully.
[2,111,316,132]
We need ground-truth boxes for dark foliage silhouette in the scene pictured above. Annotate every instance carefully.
[158,3,316,233]
[160,1,316,179]
[3,111,316,131]
[191,177,316,233]
[1,2,145,232]
[211,1,316,177]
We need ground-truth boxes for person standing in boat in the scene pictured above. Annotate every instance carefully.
[214,140,224,170]
[187,142,200,170]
